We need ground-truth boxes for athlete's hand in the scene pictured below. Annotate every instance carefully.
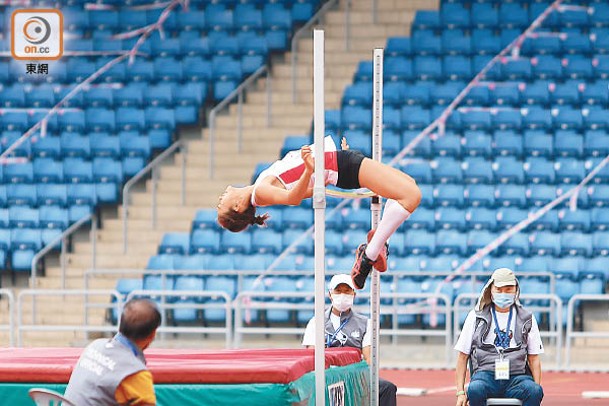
[301,146,314,173]
[341,137,349,150]
[456,394,468,406]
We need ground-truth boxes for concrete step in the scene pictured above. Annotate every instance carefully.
[39,275,119,290]
[273,63,356,81]
[67,253,149,269]
[228,101,311,117]
[325,9,417,25]
[102,217,197,233]
[124,205,200,221]
[215,113,312,129]
[349,0,432,11]
[247,90,342,106]
[74,241,159,256]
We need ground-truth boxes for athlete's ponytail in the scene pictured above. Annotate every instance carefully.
[218,205,269,232]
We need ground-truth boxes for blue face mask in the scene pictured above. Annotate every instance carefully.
[492,292,515,309]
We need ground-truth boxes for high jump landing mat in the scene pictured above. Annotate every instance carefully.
[0,347,368,405]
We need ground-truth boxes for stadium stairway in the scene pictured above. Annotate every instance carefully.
[15,0,437,346]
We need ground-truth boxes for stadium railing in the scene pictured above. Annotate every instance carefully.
[0,289,15,346]
[565,293,609,372]
[122,140,185,253]
[208,64,270,179]
[17,289,122,347]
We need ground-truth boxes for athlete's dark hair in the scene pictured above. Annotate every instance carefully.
[217,204,269,232]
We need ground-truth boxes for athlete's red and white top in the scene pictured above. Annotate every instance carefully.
[251,136,339,207]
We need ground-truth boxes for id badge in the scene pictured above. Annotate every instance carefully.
[495,359,510,380]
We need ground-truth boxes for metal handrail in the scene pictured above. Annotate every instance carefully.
[233,290,452,365]
[565,293,609,371]
[31,213,96,290]
[0,289,15,346]
[291,0,339,103]
[17,289,122,347]
[453,293,563,368]
[126,289,233,348]
[208,64,268,179]
[122,140,184,253]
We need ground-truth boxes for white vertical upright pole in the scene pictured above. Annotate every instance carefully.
[313,29,327,406]
[369,48,384,406]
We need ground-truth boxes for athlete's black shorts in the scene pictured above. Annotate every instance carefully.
[336,149,366,189]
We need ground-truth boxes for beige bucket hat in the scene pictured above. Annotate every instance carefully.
[475,268,521,311]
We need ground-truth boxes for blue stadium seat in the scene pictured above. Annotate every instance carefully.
[33,158,63,184]
[522,81,550,106]
[495,184,527,208]
[558,208,590,232]
[413,9,441,30]
[407,207,436,231]
[428,154,461,182]
[582,82,609,107]
[190,229,221,254]
[192,209,220,231]
[465,184,495,207]
[496,207,529,230]
[204,254,234,271]
[386,37,412,57]
[467,230,496,255]
[466,207,497,231]
[404,229,436,255]
[251,229,282,254]
[463,131,491,158]
[159,232,190,255]
[554,130,583,158]
[499,232,530,256]
[526,184,556,208]
[282,229,314,255]
[37,184,67,207]
[592,231,609,256]
[493,157,524,184]
[532,55,562,80]
[9,206,38,229]
[281,206,313,229]
[7,184,37,207]
[555,158,585,184]
[413,56,443,81]
[220,230,252,254]
[472,29,501,56]
[529,231,560,256]
[524,157,555,184]
[434,184,465,208]
[60,133,91,158]
[32,136,61,159]
[591,207,609,231]
[385,56,414,81]
[435,207,466,231]
[561,232,593,257]
[583,256,609,284]
[433,132,461,158]
[499,3,528,29]
[584,108,609,130]
[493,130,522,159]
[523,130,553,158]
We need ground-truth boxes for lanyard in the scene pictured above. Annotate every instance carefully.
[114,333,140,357]
[326,317,350,347]
[491,306,513,349]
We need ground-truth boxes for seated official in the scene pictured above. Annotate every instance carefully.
[454,268,544,406]
[301,274,398,406]
[65,299,161,406]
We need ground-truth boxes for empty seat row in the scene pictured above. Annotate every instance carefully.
[413,3,609,30]
[343,80,609,109]
[0,107,176,133]
[0,183,119,207]
[394,129,609,160]
[387,29,609,57]
[36,2,306,33]
[0,157,126,184]
[0,82,206,111]
[330,104,609,133]
[404,156,609,185]
[353,54,609,83]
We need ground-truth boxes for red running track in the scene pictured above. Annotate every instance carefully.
[380,369,609,405]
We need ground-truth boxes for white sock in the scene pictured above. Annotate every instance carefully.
[365,199,411,260]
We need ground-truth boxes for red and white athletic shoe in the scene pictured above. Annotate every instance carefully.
[350,230,389,290]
